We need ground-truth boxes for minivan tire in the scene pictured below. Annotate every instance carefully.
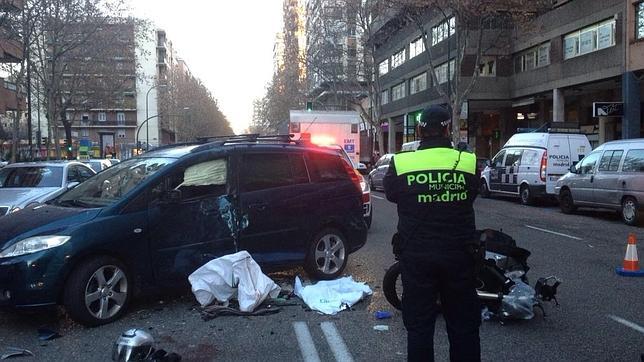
[63,256,130,327]
[621,197,640,226]
[480,179,490,198]
[520,185,534,206]
[559,189,576,214]
[305,228,348,280]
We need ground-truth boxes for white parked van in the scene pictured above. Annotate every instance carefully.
[480,132,592,205]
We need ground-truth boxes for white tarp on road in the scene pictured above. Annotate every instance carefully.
[188,251,281,312]
[294,276,372,315]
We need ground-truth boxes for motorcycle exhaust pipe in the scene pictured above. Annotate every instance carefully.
[477,291,503,301]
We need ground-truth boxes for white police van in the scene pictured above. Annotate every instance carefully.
[480,131,592,205]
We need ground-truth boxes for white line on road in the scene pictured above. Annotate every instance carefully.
[608,315,644,334]
[371,194,385,200]
[525,225,583,240]
[293,322,321,362]
[320,322,355,362]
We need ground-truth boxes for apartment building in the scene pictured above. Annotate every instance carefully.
[372,0,643,157]
[305,0,365,110]
[0,0,24,116]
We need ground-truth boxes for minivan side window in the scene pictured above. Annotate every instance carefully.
[598,150,623,172]
[622,149,644,172]
[492,150,506,167]
[308,152,348,182]
[241,153,295,192]
[521,150,540,166]
[577,152,600,174]
[504,149,523,167]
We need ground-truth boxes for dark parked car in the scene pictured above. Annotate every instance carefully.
[0,136,367,326]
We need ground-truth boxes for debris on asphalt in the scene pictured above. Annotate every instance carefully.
[373,325,389,331]
[37,327,62,341]
[199,304,281,321]
[374,310,392,319]
[294,275,372,315]
[188,251,280,312]
[1,347,34,360]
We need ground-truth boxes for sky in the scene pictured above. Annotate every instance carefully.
[130,0,283,134]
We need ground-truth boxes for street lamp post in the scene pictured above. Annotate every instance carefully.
[136,107,190,154]
[145,84,166,151]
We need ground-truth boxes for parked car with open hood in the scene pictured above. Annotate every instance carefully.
[0,135,368,326]
[0,161,95,216]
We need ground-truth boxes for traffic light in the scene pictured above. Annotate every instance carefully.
[65,141,73,153]
[306,101,313,111]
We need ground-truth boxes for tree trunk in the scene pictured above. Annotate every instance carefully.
[61,109,73,159]
[10,111,20,163]
[377,127,385,157]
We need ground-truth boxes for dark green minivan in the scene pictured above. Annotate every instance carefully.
[0,137,367,325]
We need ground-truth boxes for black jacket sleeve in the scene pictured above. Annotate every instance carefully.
[383,158,400,203]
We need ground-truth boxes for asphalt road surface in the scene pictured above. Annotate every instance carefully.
[1,194,643,361]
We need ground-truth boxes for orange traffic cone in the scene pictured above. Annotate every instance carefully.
[616,233,644,277]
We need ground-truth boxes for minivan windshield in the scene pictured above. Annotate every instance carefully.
[55,157,175,208]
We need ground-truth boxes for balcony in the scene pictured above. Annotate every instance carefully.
[0,0,23,12]
[0,78,25,113]
[0,37,23,62]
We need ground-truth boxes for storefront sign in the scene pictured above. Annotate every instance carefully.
[592,102,623,117]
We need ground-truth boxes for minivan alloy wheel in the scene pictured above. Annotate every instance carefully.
[621,197,639,226]
[84,265,128,320]
[314,233,346,275]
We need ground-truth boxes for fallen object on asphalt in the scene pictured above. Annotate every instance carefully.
[112,329,155,361]
[37,327,62,341]
[373,325,389,331]
[188,251,281,312]
[374,310,392,319]
[1,348,34,360]
[294,276,372,315]
[200,304,281,321]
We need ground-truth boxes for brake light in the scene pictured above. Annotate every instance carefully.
[540,151,547,182]
[341,159,363,194]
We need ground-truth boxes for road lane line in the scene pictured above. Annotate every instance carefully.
[320,322,354,362]
[608,315,644,334]
[293,322,321,362]
[525,225,583,240]
[371,194,384,200]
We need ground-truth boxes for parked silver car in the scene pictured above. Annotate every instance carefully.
[555,139,644,225]
[0,161,96,216]
[368,153,394,191]
[83,159,113,173]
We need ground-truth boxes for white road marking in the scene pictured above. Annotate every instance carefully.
[371,194,385,200]
[320,322,355,362]
[293,322,321,362]
[524,225,583,240]
[608,315,644,334]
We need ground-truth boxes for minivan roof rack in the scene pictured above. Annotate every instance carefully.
[191,134,303,153]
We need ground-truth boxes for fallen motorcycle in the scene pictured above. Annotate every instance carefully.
[382,229,561,321]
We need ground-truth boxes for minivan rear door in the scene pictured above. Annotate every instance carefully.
[593,149,624,207]
[489,150,506,191]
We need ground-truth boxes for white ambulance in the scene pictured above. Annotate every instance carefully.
[480,131,592,205]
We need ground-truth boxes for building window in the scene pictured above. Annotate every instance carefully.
[638,2,644,39]
[564,19,615,59]
[410,72,427,94]
[431,16,455,46]
[515,42,550,73]
[379,60,389,75]
[391,82,405,101]
[435,59,455,84]
[81,129,89,137]
[409,37,425,58]
[381,90,389,105]
[117,112,125,125]
[478,57,496,77]
[117,129,126,139]
[98,112,107,122]
[391,49,405,69]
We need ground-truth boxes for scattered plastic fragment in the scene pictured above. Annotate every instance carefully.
[37,328,61,341]
[1,348,34,360]
[373,325,389,331]
[374,310,392,319]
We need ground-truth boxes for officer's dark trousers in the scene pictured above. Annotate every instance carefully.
[401,250,481,362]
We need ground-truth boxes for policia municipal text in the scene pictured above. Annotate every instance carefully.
[384,106,481,362]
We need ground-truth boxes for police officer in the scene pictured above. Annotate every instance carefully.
[383,105,480,362]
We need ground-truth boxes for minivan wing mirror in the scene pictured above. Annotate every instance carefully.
[485,160,491,167]
[569,164,577,174]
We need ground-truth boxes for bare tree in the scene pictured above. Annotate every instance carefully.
[390,0,550,144]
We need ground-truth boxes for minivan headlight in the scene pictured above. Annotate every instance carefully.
[0,236,71,258]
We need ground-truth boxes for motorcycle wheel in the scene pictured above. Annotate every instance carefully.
[383,261,403,310]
